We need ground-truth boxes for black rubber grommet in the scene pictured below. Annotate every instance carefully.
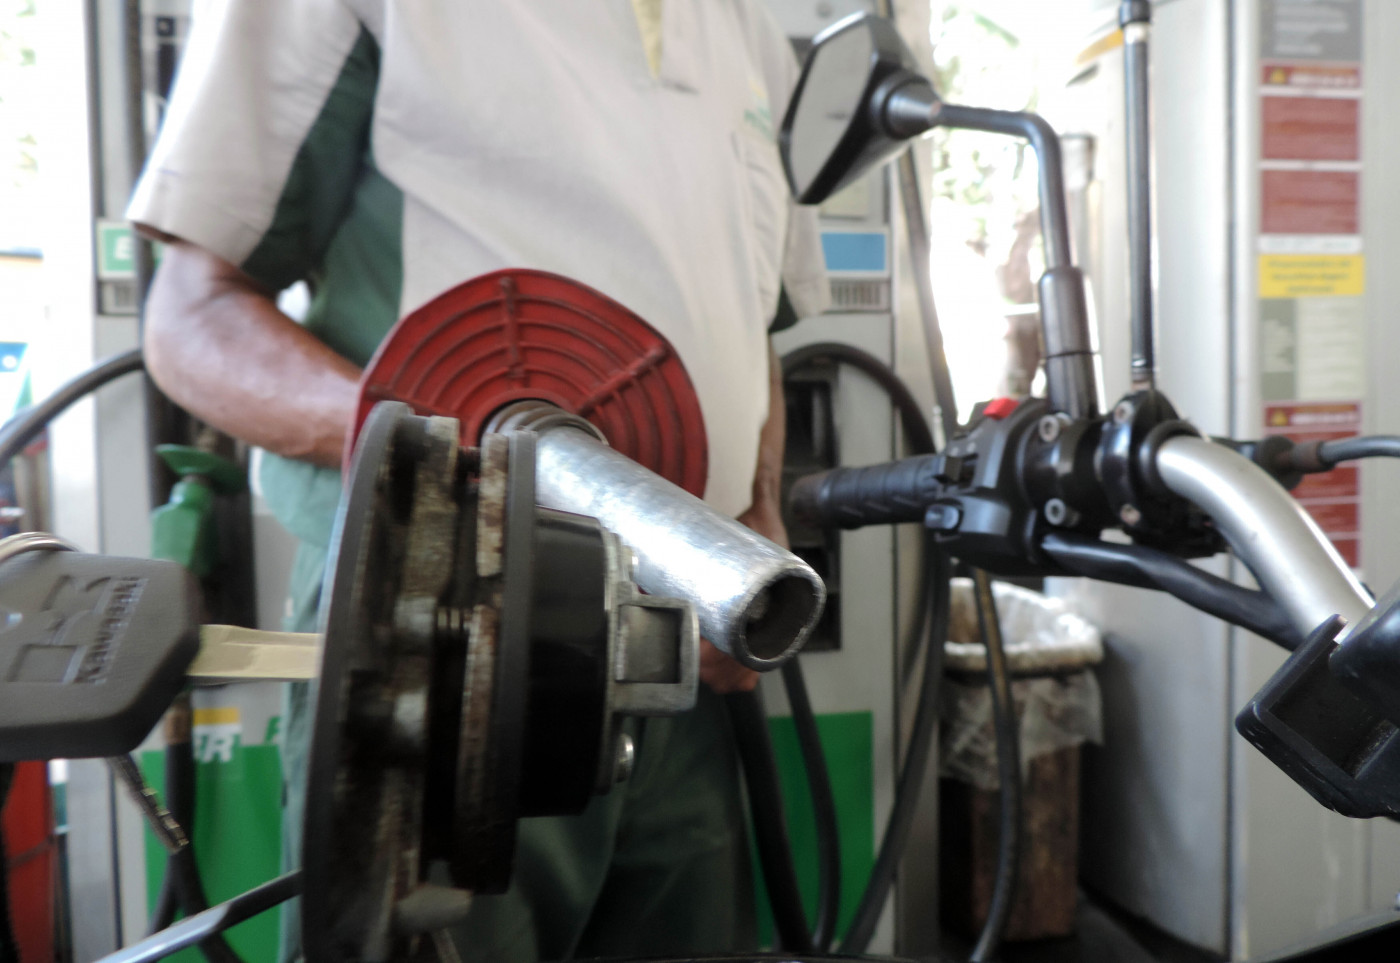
[1136,419,1205,498]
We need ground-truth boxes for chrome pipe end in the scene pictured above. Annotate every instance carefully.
[730,564,827,669]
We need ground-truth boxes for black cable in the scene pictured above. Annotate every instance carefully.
[150,695,196,934]
[156,715,242,963]
[171,848,243,963]
[149,872,177,935]
[726,688,814,954]
[968,569,1021,963]
[839,543,950,955]
[1041,532,1303,650]
[95,873,301,963]
[1318,435,1400,465]
[779,659,840,951]
[0,349,145,469]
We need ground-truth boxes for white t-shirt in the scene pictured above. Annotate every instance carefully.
[129,0,828,522]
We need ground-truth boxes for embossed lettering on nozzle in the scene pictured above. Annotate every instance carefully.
[514,414,826,670]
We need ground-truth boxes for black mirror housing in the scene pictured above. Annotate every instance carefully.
[779,14,932,205]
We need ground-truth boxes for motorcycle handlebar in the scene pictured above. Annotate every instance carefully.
[788,455,945,531]
[1152,435,1373,636]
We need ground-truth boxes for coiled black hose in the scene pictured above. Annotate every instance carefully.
[781,343,937,456]
[780,659,840,951]
[780,347,957,956]
[143,696,242,963]
[0,348,243,962]
[728,687,815,954]
[0,349,145,469]
[783,341,944,954]
[839,543,950,954]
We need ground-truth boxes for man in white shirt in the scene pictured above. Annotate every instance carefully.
[131,2,827,958]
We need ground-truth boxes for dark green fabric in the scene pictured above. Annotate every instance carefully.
[240,27,381,294]
[257,158,405,554]
[253,34,404,555]
[302,162,406,367]
[768,285,800,334]
[452,689,756,961]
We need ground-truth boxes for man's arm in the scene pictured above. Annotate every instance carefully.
[705,339,788,694]
[143,241,361,467]
[736,339,789,549]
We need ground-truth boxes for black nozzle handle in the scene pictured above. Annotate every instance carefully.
[789,455,944,531]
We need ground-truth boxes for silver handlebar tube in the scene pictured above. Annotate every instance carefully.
[1154,435,1373,636]
[532,427,825,671]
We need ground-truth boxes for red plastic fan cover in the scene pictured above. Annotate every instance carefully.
[352,269,708,496]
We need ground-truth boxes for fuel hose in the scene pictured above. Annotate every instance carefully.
[779,342,955,956]
[0,349,145,470]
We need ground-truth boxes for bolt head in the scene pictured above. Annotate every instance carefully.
[1120,504,1143,527]
[1037,415,1062,443]
[1045,498,1068,525]
[1114,402,1134,424]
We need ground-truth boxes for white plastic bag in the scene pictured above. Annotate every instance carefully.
[938,579,1104,791]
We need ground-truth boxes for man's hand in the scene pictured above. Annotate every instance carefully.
[699,639,759,693]
[698,340,790,695]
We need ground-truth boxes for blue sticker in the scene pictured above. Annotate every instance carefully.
[821,231,888,275]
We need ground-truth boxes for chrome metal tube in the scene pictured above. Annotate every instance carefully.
[1154,435,1372,636]
[532,427,826,670]
[1122,10,1156,390]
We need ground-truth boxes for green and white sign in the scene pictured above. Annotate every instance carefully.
[96,219,162,280]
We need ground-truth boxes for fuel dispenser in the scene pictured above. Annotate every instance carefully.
[763,2,943,955]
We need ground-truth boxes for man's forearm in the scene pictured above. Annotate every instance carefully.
[736,339,788,547]
[143,241,362,468]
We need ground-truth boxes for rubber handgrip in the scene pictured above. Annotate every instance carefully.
[789,455,943,530]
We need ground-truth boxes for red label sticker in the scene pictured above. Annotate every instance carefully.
[1261,170,1359,235]
[1263,402,1362,566]
[1262,96,1359,162]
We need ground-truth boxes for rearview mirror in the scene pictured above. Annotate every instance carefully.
[780,14,935,204]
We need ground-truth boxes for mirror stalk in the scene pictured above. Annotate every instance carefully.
[881,85,1099,418]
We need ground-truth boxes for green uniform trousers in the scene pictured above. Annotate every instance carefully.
[279,541,756,962]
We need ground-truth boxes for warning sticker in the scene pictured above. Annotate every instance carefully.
[1258,254,1364,298]
[1262,61,1362,91]
[1260,170,1359,236]
[1262,401,1362,567]
[1262,96,1359,161]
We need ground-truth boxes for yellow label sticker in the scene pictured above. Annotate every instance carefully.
[193,706,240,727]
[1259,254,1365,298]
